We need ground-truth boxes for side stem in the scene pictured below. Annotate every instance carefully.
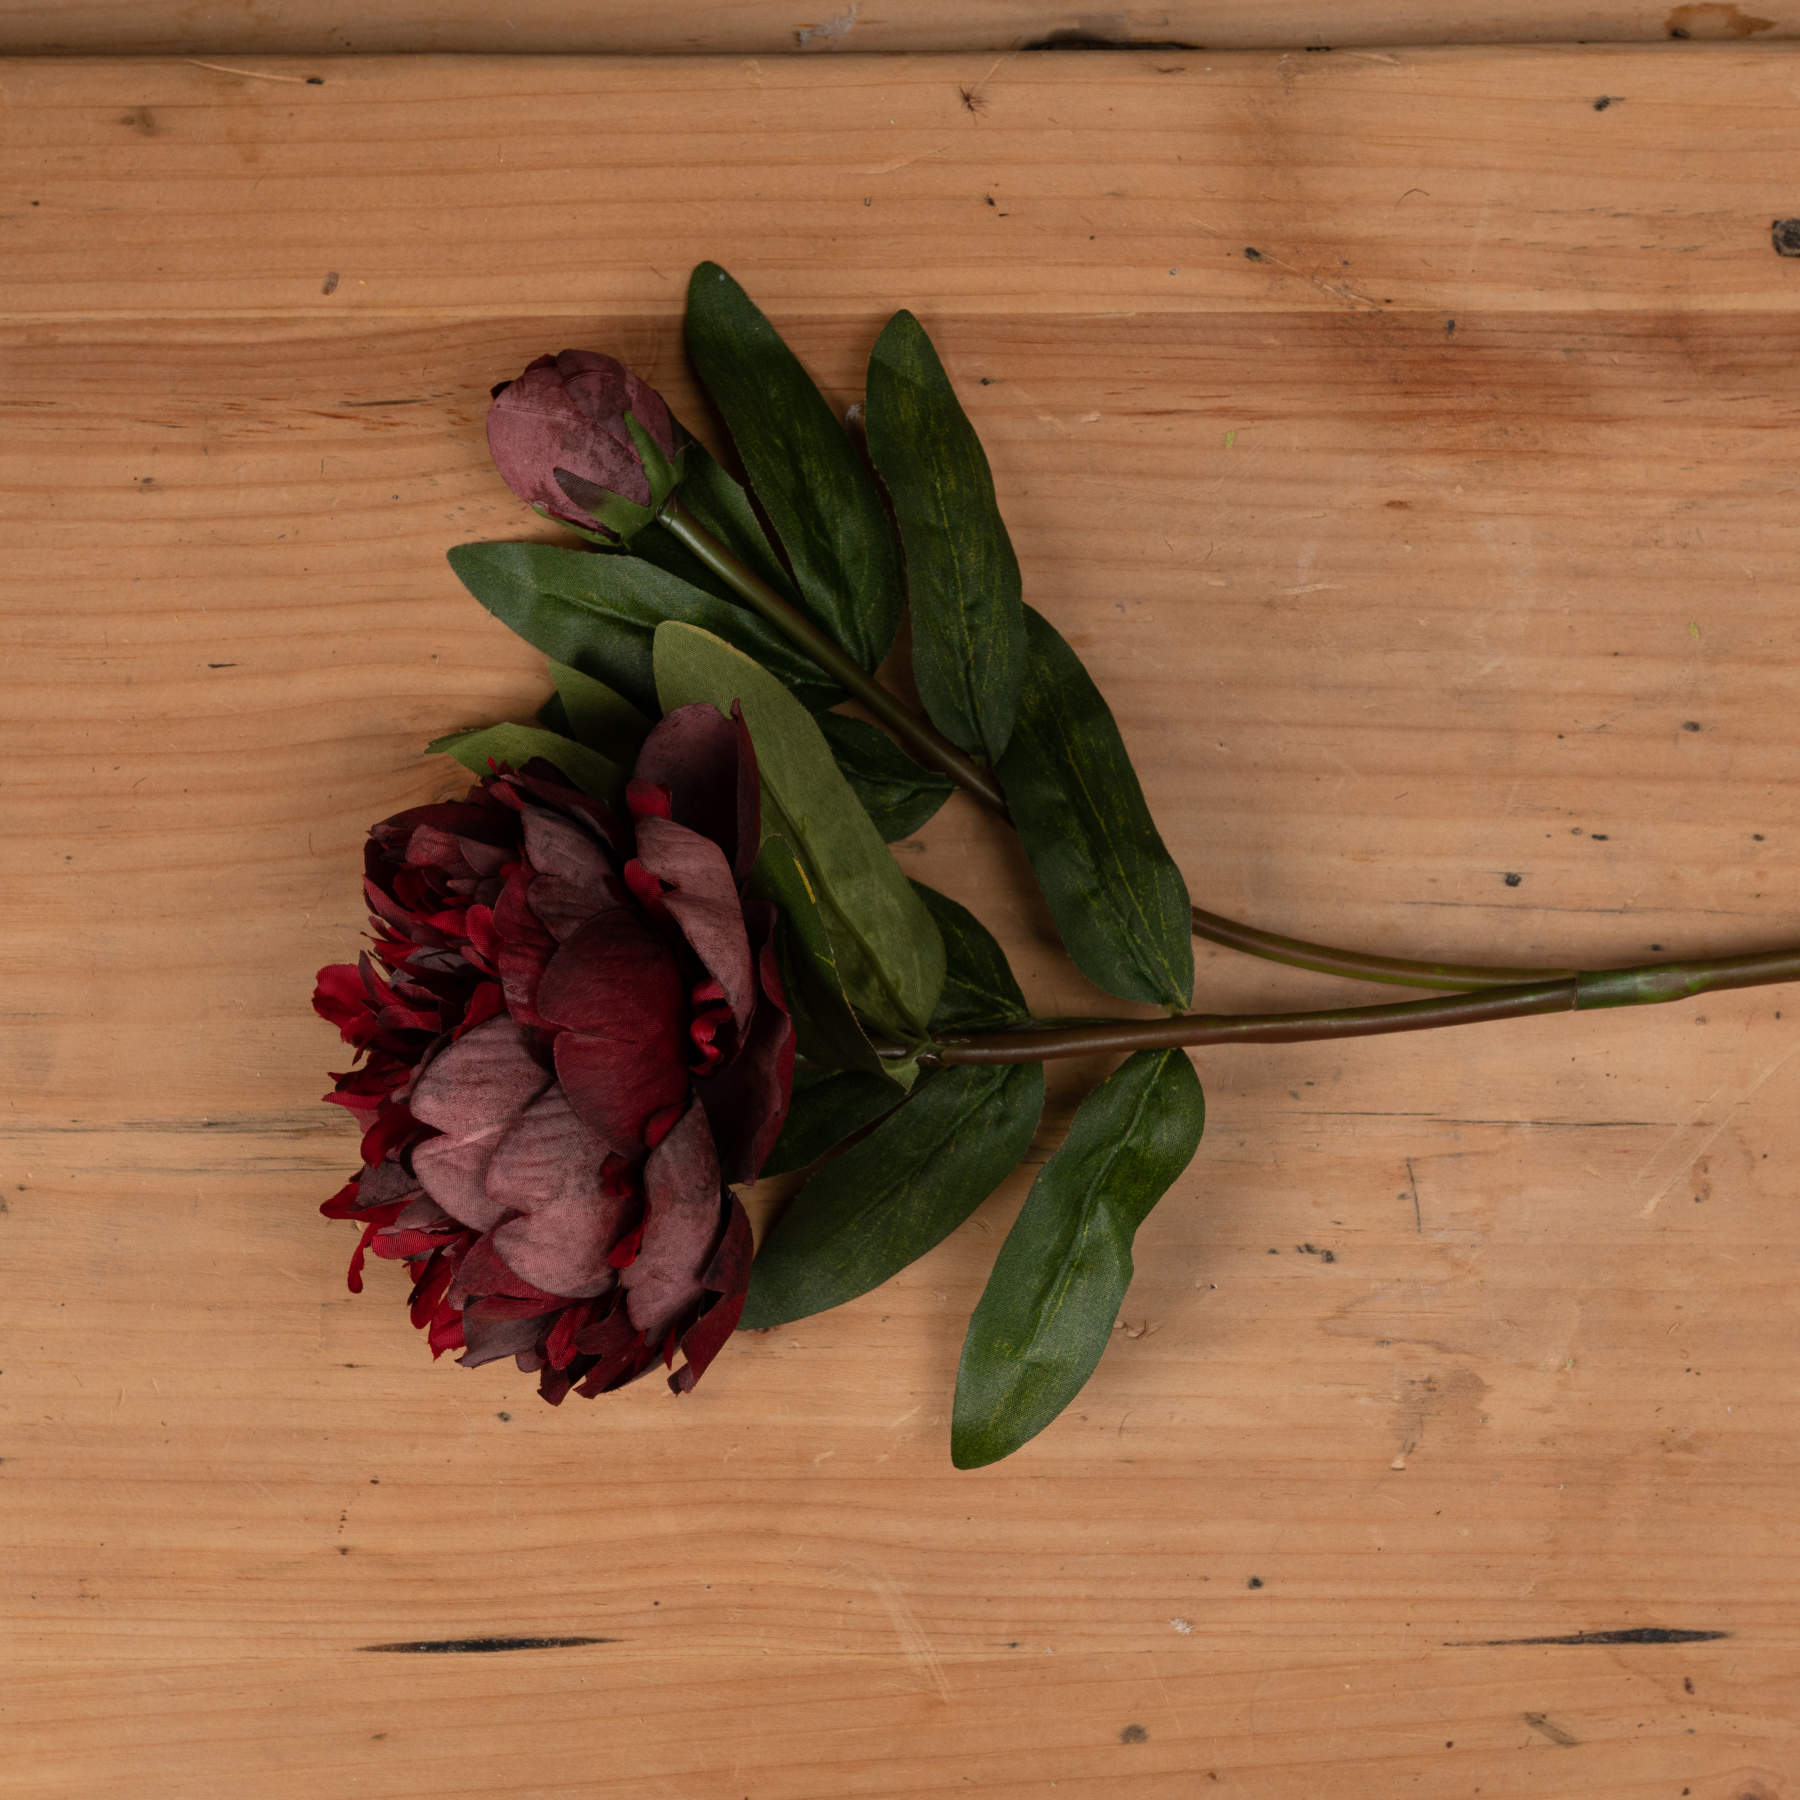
[1188,906,1572,991]
[929,946,1800,1064]
[657,495,1008,812]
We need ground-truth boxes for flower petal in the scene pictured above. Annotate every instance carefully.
[621,1100,725,1342]
[669,1194,754,1394]
[518,804,627,941]
[633,814,754,1036]
[539,913,689,1152]
[632,701,760,884]
[407,1017,551,1231]
[695,901,796,1184]
[484,1087,632,1298]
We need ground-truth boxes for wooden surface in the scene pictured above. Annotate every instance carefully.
[0,0,1796,53]
[6,47,1800,1800]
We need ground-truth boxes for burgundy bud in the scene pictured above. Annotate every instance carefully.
[485,350,683,537]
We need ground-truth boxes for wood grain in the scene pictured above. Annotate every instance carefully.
[4,48,1800,1800]
[0,0,1794,53]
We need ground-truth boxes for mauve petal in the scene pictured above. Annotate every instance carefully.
[539,914,689,1152]
[621,1101,725,1342]
[457,1302,553,1369]
[633,815,755,1035]
[483,1088,630,1298]
[410,1016,550,1134]
[695,902,796,1184]
[407,1017,551,1230]
[410,1133,513,1233]
[519,805,626,940]
[631,702,753,877]
[670,1195,753,1394]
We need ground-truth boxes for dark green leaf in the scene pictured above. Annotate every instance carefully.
[952,1048,1205,1469]
[759,1065,906,1180]
[866,310,1025,764]
[741,1062,1044,1329]
[749,836,892,1077]
[997,606,1193,1008]
[911,883,1032,1034]
[427,722,622,805]
[817,713,954,843]
[654,623,945,1040]
[685,263,904,671]
[547,662,652,763]
[445,540,841,718]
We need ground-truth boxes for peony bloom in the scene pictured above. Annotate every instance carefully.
[486,349,681,536]
[314,703,792,1401]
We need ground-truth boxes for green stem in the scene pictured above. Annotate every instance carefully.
[656,495,1008,812]
[928,945,1800,1065]
[655,497,1760,1005]
[1188,905,1573,991]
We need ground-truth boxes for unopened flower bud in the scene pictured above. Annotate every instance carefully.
[486,350,684,540]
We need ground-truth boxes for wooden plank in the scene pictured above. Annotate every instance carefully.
[0,0,1793,53]
[4,47,1799,1800]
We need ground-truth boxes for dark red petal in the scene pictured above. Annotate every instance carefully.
[630,701,759,882]
[669,1195,754,1393]
[314,963,375,1039]
[695,901,796,1184]
[621,1101,725,1343]
[626,777,674,822]
[485,1086,631,1298]
[492,867,558,1029]
[539,913,689,1154]
[632,815,755,1036]
[447,1235,569,1309]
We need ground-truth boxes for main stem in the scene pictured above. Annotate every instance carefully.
[655,497,1747,1000]
[928,946,1800,1064]
[657,496,1008,812]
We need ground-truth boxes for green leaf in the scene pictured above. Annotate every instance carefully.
[632,441,800,612]
[741,1062,1045,1329]
[817,713,954,842]
[912,883,1032,1034]
[685,263,904,671]
[547,662,652,763]
[759,1065,906,1180]
[749,836,893,1078]
[654,622,945,1040]
[445,540,842,718]
[865,310,1025,764]
[427,722,622,805]
[997,606,1194,1008]
[952,1048,1205,1469]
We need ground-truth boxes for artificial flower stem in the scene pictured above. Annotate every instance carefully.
[1189,905,1574,991]
[928,944,1800,1065]
[656,495,1010,813]
[657,500,1746,1008]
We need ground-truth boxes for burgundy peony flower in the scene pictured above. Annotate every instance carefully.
[313,703,793,1402]
[486,349,681,536]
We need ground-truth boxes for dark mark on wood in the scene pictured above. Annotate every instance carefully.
[207,662,236,669]
[1243,246,1264,261]
[1446,1627,1729,1646]
[1774,219,1800,256]
[1119,1723,1149,1743]
[1593,95,1620,110]
[1021,29,1201,50]
[344,397,430,407]
[359,1634,618,1654]
[1524,1712,1580,1747]
[322,271,340,295]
